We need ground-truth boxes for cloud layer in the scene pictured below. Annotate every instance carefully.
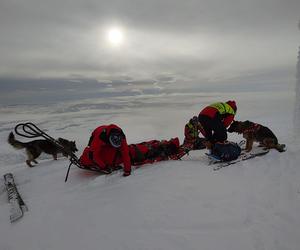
[0,0,299,89]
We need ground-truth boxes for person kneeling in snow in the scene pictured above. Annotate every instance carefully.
[182,116,206,151]
[79,124,131,176]
[198,100,237,150]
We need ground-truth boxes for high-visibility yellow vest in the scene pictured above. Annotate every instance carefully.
[187,122,199,138]
[209,102,235,115]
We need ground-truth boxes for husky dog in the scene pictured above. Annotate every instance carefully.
[228,120,285,152]
[8,132,78,167]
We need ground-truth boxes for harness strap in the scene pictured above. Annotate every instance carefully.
[244,123,261,134]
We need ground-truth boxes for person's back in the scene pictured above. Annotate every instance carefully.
[199,101,236,127]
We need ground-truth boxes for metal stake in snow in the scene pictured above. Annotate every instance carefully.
[294,20,300,136]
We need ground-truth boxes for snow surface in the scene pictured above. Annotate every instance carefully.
[1,89,300,250]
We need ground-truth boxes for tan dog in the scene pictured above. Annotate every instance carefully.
[228,120,285,152]
[8,132,78,167]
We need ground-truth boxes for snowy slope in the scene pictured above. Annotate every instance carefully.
[1,90,300,250]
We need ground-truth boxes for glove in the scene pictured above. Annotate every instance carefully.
[123,171,131,177]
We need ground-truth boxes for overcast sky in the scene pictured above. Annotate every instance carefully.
[0,0,299,89]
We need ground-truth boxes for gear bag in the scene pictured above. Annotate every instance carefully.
[211,141,241,161]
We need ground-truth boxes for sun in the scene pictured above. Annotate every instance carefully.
[107,28,124,46]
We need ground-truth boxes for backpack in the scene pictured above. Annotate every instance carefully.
[211,142,241,161]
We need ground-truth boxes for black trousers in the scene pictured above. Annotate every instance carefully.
[198,115,227,143]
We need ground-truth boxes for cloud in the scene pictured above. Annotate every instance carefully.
[0,0,299,89]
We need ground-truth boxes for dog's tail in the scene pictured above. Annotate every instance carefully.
[8,132,27,149]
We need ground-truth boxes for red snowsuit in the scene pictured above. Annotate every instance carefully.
[128,138,181,166]
[79,124,131,175]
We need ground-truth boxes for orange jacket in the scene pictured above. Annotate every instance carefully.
[80,124,131,174]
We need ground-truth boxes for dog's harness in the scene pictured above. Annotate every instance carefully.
[244,123,261,134]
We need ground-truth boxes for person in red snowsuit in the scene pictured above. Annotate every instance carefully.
[198,100,237,149]
[79,124,131,176]
[128,138,181,165]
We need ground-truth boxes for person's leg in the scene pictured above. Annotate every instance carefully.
[198,115,213,142]
[211,118,227,143]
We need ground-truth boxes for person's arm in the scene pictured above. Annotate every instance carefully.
[223,115,235,128]
[121,138,132,176]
